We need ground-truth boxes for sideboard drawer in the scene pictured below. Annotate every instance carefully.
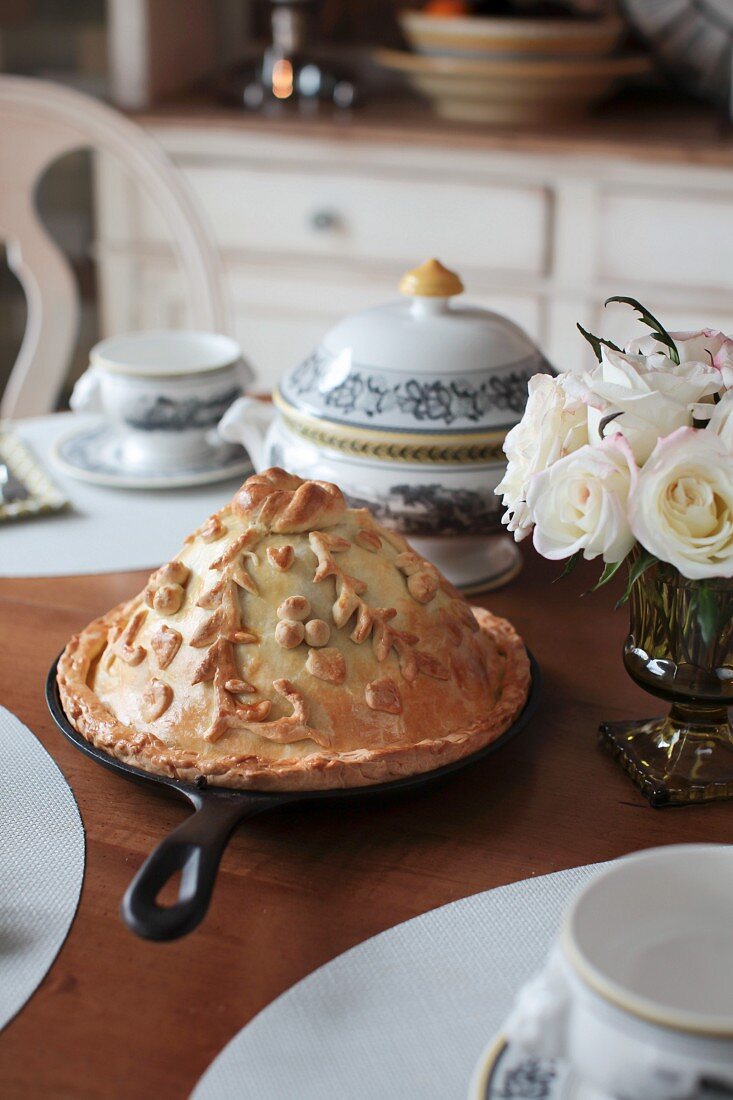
[137,164,550,275]
[599,190,733,291]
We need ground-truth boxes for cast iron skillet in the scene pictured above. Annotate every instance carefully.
[46,652,540,943]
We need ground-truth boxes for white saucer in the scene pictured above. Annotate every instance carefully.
[470,1034,608,1100]
[53,423,252,489]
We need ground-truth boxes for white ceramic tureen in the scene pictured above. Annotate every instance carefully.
[219,259,551,591]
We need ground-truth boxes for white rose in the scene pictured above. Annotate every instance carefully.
[707,391,733,451]
[628,327,733,388]
[712,337,733,388]
[627,327,732,364]
[526,434,637,564]
[629,427,733,579]
[496,373,588,541]
[584,347,722,464]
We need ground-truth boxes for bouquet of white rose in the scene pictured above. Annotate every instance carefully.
[496,298,733,603]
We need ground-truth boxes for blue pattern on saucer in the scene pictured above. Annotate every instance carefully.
[56,424,251,487]
[478,1040,572,1099]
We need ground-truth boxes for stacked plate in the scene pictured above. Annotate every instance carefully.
[377,9,650,125]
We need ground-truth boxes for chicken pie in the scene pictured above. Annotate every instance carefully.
[58,469,530,790]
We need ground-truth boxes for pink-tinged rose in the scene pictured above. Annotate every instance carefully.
[629,427,733,579]
[584,347,722,464]
[526,434,637,564]
[496,373,588,542]
[706,390,733,451]
[712,337,733,387]
[626,327,733,367]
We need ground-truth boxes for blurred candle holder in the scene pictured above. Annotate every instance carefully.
[223,0,358,112]
[599,562,733,807]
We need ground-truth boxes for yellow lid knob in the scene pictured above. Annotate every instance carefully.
[399,258,464,299]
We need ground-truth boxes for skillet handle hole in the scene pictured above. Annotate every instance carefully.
[156,869,183,909]
[121,799,253,941]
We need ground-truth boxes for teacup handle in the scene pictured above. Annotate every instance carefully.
[217,396,274,471]
[504,946,571,1060]
[69,368,103,414]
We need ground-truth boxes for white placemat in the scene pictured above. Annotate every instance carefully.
[1,414,248,577]
[193,862,606,1100]
[0,706,85,1029]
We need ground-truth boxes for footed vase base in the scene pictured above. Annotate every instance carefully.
[599,713,733,808]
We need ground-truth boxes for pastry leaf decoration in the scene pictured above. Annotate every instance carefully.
[309,530,450,682]
[191,526,272,742]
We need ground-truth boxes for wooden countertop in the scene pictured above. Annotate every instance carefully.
[136,89,733,169]
[0,548,730,1097]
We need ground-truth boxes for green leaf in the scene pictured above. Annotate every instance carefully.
[604,296,680,365]
[589,558,626,593]
[553,549,584,583]
[615,549,659,609]
[576,323,622,364]
[696,583,719,646]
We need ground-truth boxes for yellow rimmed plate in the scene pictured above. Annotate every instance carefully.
[469,1033,603,1099]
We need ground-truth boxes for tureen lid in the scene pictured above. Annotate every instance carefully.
[277,259,548,436]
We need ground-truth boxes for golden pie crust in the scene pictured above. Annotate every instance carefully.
[57,469,530,791]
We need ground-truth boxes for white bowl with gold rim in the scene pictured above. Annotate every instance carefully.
[219,259,551,592]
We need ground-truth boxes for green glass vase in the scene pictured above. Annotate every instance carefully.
[599,562,733,806]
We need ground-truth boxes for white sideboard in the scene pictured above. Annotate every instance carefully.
[93,103,733,389]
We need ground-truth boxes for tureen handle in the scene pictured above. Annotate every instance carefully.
[398,257,464,317]
[217,396,274,472]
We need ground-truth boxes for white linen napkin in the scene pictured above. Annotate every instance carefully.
[193,862,606,1100]
[3,414,246,577]
[0,706,85,1029]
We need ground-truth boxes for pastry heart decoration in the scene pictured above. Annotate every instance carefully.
[58,469,530,790]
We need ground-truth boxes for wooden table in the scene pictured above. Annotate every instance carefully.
[0,550,730,1098]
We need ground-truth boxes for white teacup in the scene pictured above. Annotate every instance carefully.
[505,845,733,1100]
[71,331,254,473]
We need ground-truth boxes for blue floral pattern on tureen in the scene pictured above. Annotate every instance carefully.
[280,347,547,433]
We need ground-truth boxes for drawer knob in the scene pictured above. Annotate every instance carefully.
[310,209,340,232]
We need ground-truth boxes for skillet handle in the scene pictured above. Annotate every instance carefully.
[121,793,281,941]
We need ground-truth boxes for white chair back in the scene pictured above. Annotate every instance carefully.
[0,75,227,419]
